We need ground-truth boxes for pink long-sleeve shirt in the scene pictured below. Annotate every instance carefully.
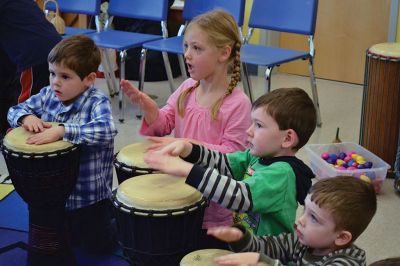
[140,78,252,228]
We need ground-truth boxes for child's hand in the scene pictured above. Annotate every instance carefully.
[26,125,65,145]
[146,136,177,151]
[214,252,261,266]
[207,226,244,243]
[120,79,159,123]
[21,115,52,133]
[144,149,193,177]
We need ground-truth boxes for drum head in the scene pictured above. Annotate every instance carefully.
[116,173,202,210]
[2,124,73,153]
[180,249,233,266]
[369,43,400,58]
[116,141,152,169]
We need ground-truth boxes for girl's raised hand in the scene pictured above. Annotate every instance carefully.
[207,227,243,243]
[120,80,159,123]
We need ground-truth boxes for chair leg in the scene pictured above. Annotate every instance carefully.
[265,67,273,94]
[241,62,254,102]
[308,58,322,127]
[139,48,147,93]
[161,52,176,93]
[178,55,187,80]
[118,50,127,123]
[101,49,118,97]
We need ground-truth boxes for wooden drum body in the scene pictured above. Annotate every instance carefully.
[112,173,206,266]
[114,141,157,184]
[1,126,80,265]
[360,43,400,168]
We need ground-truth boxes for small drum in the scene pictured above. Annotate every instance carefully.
[112,173,206,266]
[1,125,80,264]
[360,43,400,168]
[114,141,157,184]
[180,249,233,266]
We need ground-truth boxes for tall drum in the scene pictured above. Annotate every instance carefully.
[112,173,206,266]
[360,42,400,168]
[1,126,80,265]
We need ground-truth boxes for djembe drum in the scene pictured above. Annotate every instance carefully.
[1,126,80,265]
[112,173,206,266]
[114,141,157,184]
[360,42,400,168]
[180,249,233,266]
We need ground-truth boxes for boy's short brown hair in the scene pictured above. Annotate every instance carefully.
[48,35,101,80]
[252,87,317,150]
[309,176,377,242]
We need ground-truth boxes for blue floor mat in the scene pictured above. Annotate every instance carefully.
[0,229,129,266]
[0,191,28,231]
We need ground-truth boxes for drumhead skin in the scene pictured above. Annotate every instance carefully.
[180,249,233,266]
[2,124,73,153]
[116,141,152,169]
[369,42,400,58]
[116,173,202,210]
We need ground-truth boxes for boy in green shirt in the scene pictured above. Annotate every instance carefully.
[145,87,317,236]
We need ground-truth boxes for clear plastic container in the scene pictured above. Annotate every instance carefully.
[305,142,390,193]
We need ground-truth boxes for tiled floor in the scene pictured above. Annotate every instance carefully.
[1,73,399,264]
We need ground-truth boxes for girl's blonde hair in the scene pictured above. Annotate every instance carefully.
[177,9,242,120]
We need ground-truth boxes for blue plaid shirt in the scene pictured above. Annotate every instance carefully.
[8,85,118,210]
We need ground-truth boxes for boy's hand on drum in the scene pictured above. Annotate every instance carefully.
[120,79,159,124]
[144,150,193,177]
[214,252,261,266]
[26,125,65,145]
[21,115,52,133]
[207,226,244,243]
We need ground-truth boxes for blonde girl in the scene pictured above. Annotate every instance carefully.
[120,9,252,249]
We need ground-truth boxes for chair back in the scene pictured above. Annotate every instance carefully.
[44,0,100,15]
[182,0,245,26]
[107,0,169,22]
[249,0,318,35]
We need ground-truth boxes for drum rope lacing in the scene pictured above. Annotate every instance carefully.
[1,144,78,159]
[367,51,400,62]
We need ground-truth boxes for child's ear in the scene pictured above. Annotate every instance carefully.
[218,45,232,63]
[282,129,299,149]
[83,72,97,87]
[334,230,352,247]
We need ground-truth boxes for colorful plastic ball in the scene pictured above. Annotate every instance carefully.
[344,156,352,162]
[347,166,357,170]
[355,155,365,161]
[327,158,336,164]
[329,153,337,160]
[359,175,371,183]
[357,164,366,169]
[341,163,348,168]
[347,159,355,166]
[346,150,356,156]
[351,153,359,160]
[364,161,373,168]
[321,152,329,160]
[336,159,345,166]
[338,152,347,160]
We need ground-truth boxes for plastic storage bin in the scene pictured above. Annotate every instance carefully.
[305,142,390,193]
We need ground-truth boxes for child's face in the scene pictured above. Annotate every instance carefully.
[246,107,288,158]
[296,195,339,255]
[183,25,227,81]
[49,62,93,104]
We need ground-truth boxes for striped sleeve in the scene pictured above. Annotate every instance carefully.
[186,164,253,212]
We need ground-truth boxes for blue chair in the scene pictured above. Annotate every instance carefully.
[88,0,170,122]
[43,0,101,36]
[241,0,322,126]
[138,0,246,96]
